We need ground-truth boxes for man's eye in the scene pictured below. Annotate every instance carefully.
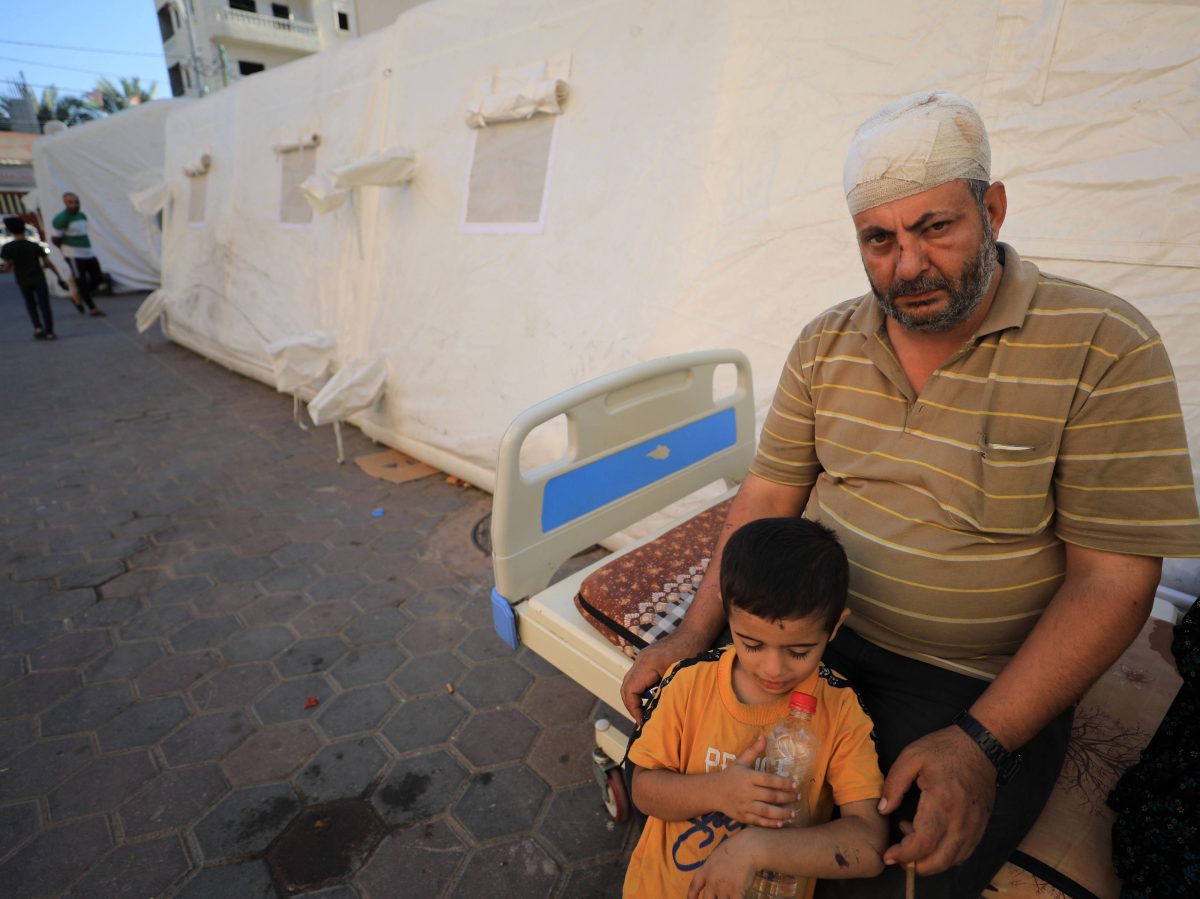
[928,221,949,232]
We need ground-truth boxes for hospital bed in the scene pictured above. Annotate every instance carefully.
[488,349,1192,896]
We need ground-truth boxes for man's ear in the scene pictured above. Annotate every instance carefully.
[985,181,1007,239]
[827,607,851,643]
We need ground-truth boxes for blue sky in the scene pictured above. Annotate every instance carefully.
[2,1,172,101]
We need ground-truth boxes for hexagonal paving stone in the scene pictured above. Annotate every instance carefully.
[175,860,277,899]
[120,763,231,837]
[40,681,134,736]
[457,626,516,663]
[400,586,469,620]
[396,618,467,656]
[307,574,367,603]
[455,659,532,709]
[315,546,373,575]
[119,604,192,640]
[62,834,190,899]
[0,619,64,655]
[371,750,468,827]
[136,650,222,696]
[267,800,385,893]
[19,589,95,623]
[96,695,190,752]
[175,548,238,577]
[220,625,295,663]
[382,695,466,754]
[527,721,596,788]
[191,582,260,617]
[254,675,336,725]
[0,735,93,801]
[0,801,39,861]
[223,721,322,787]
[389,652,465,697]
[0,816,113,898]
[241,592,310,626]
[101,568,169,600]
[161,710,254,766]
[146,575,213,607]
[0,670,78,717]
[191,662,279,712]
[0,718,37,761]
[331,644,408,688]
[47,750,157,821]
[522,674,599,727]
[356,818,466,898]
[292,737,391,805]
[341,609,409,644]
[291,602,358,638]
[70,597,143,629]
[212,554,277,584]
[452,765,550,842]
[192,783,302,861]
[452,709,539,767]
[274,636,349,677]
[451,836,561,898]
[169,615,242,652]
[259,565,321,594]
[272,542,328,568]
[55,559,126,590]
[29,631,112,670]
[537,782,630,862]
[316,685,396,738]
[83,641,165,684]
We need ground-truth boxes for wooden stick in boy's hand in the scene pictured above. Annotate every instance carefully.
[905,863,916,899]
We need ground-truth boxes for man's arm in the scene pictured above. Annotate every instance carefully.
[879,543,1161,874]
[687,798,887,899]
[619,473,813,722]
[631,736,800,827]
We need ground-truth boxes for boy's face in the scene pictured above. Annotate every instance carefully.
[728,605,849,705]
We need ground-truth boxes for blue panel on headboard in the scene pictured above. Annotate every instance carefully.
[540,407,736,533]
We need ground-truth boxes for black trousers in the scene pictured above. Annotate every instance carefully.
[66,257,102,309]
[18,280,54,334]
[814,627,1072,899]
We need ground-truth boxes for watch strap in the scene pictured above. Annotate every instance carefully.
[952,710,1022,785]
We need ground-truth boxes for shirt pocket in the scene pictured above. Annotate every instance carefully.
[964,429,1057,535]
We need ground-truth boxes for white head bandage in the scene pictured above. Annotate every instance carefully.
[843,91,990,215]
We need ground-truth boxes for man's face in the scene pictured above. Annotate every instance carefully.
[853,180,999,334]
[64,194,80,213]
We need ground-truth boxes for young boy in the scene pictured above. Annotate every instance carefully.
[1,217,70,341]
[623,517,885,898]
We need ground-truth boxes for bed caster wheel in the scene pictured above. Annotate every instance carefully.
[602,766,630,823]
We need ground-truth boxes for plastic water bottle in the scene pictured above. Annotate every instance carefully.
[746,690,819,899]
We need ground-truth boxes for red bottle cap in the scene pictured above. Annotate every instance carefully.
[788,691,817,714]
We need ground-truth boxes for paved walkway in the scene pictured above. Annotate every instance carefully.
[0,282,633,897]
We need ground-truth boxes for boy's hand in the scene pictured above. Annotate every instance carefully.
[687,829,762,899]
[713,735,799,827]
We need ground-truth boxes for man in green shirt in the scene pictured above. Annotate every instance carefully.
[51,192,106,316]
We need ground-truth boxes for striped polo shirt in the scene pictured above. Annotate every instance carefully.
[750,243,1200,678]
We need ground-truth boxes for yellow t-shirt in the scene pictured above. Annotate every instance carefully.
[623,646,883,899]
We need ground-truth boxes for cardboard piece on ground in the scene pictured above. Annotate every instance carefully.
[354,449,438,485]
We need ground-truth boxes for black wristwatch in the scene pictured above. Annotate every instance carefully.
[952,710,1022,785]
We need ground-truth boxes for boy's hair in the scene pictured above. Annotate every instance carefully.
[3,216,26,236]
[719,517,848,632]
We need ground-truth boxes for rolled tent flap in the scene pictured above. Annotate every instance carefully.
[299,172,351,214]
[264,332,337,393]
[129,179,172,216]
[307,356,388,427]
[135,289,172,333]
[330,148,417,188]
[465,79,569,128]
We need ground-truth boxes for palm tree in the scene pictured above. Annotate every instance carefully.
[0,76,103,131]
[90,77,159,113]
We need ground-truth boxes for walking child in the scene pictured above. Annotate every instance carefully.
[1,217,70,341]
[624,517,886,898]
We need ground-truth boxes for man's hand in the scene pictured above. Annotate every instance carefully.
[687,830,762,899]
[877,725,996,874]
[712,735,799,827]
[621,628,710,723]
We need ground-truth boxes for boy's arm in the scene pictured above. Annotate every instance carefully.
[686,798,887,898]
[631,735,800,827]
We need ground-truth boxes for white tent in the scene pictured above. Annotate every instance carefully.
[149,0,1200,588]
[32,100,185,292]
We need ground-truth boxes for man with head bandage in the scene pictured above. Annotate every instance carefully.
[622,91,1200,897]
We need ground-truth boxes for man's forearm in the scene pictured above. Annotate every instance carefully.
[970,544,1160,750]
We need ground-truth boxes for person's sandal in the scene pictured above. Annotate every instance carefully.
[90,309,107,317]
[45,332,56,341]
[74,301,85,315]
[33,329,45,340]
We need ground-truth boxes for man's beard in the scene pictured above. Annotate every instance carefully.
[869,231,998,334]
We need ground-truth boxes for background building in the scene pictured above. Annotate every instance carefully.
[156,0,374,97]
